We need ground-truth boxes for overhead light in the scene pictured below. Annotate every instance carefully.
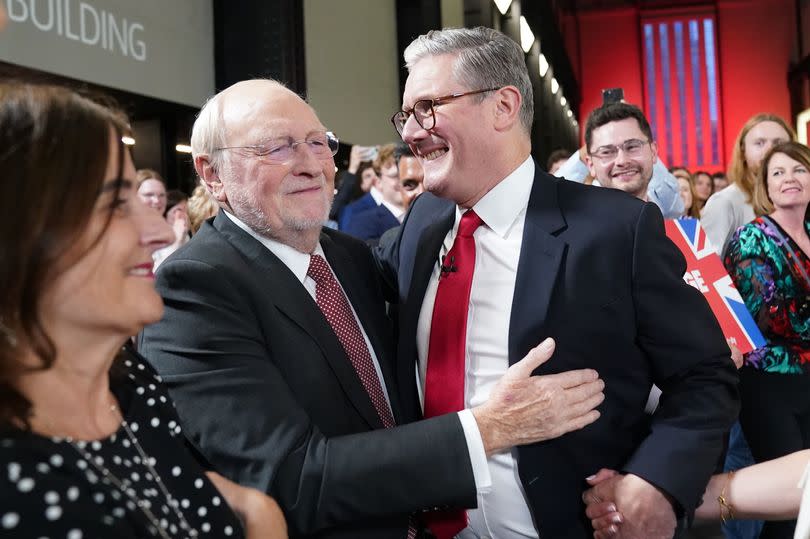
[567,110,573,118]
[551,77,559,94]
[560,96,567,107]
[519,16,534,53]
[121,136,135,146]
[493,0,512,15]
[538,54,549,77]
[175,144,192,153]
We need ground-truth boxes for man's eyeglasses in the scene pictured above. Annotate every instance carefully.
[390,88,500,137]
[589,139,650,162]
[214,132,339,163]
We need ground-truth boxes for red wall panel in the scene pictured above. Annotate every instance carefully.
[716,0,794,164]
[576,8,645,143]
[573,0,795,167]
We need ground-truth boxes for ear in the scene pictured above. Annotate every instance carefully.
[492,86,522,131]
[585,154,597,178]
[194,154,228,203]
[649,141,659,165]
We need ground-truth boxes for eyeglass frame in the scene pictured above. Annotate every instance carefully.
[588,138,651,162]
[390,87,501,136]
[213,131,339,163]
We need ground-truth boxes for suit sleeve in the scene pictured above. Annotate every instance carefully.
[138,258,476,535]
[621,203,739,515]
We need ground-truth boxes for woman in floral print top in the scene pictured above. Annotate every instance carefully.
[725,217,810,372]
[723,141,810,539]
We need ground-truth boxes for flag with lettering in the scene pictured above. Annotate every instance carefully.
[665,218,766,354]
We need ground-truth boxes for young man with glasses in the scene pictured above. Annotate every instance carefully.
[584,102,658,201]
[377,26,738,539]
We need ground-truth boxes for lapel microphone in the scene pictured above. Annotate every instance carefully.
[440,255,457,276]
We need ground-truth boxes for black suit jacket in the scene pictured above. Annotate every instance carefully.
[375,167,739,538]
[138,212,476,538]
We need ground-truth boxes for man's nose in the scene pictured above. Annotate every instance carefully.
[135,201,174,251]
[401,114,428,145]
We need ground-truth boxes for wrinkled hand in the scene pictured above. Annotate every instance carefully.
[727,339,743,369]
[472,338,604,455]
[583,470,676,539]
[206,471,288,539]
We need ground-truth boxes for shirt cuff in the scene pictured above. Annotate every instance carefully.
[457,409,492,492]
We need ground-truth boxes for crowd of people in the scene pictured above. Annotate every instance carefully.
[0,23,808,539]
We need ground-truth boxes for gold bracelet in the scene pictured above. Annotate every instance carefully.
[718,470,736,523]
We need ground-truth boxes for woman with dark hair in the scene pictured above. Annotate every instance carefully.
[692,170,715,213]
[0,83,286,538]
[723,141,810,538]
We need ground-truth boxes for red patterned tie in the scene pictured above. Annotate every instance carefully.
[308,254,395,428]
[423,209,483,539]
[308,255,417,539]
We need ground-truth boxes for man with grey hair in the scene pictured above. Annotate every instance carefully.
[139,78,606,538]
[379,26,738,539]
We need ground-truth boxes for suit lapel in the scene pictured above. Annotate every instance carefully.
[397,204,456,414]
[213,213,385,430]
[321,232,402,425]
[508,171,568,367]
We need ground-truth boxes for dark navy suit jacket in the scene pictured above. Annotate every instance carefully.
[375,166,739,538]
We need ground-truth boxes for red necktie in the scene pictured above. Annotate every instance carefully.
[308,254,394,428]
[308,255,418,539]
[423,209,483,539]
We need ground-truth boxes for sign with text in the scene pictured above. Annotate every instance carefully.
[0,0,214,106]
[665,218,766,354]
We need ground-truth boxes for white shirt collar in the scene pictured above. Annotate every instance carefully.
[380,199,405,221]
[369,186,383,205]
[222,210,323,284]
[462,156,534,238]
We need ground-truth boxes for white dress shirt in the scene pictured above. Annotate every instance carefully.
[417,156,540,538]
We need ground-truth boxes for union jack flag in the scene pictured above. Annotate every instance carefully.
[665,218,766,354]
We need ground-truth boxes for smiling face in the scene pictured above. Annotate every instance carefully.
[694,172,713,202]
[213,81,335,246]
[766,152,810,213]
[137,178,167,214]
[40,135,174,339]
[400,54,498,206]
[586,117,658,200]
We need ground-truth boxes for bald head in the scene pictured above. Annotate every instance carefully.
[190,78,336,253]
[192,80,321,165]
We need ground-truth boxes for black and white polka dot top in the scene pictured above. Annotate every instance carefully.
[0,348,245,538]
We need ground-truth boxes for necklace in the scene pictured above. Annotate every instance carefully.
[67,404,199,538]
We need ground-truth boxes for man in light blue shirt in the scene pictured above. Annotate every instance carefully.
[554,111,684,218]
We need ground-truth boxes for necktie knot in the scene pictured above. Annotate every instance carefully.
[307,254,330,283]
[457,210,483,238]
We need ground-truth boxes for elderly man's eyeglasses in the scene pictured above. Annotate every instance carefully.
[390,88,500,137]
[214,132,339,163]
[589,139,650,162]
